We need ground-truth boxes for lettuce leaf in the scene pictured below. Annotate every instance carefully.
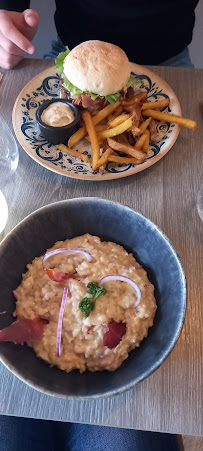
[105,92,121,104]
[87,92,102,101]
[62,74,119,104]
[62,76,83,96]
[87,91,120,104]
[55,46,70,74]
[127,74,143,88]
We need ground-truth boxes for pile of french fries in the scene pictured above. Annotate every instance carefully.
[56,91,197,173]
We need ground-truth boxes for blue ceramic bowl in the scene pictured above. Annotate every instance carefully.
[0,198,186,399]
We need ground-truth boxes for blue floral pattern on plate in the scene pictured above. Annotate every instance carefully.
[13,65,181,180]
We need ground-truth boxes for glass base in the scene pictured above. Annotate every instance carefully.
[197,182,203,221]
[0,118,19,188]
[0,191,8,236]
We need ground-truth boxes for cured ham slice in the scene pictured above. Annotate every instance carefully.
[103,320,126,349]
[73,94,106,109]
[45,269,77,282]
[0,318,45,344]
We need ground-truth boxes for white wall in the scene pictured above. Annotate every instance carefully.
[30,0,203,68]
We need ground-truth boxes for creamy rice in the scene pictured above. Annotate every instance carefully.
[14,234,157,372]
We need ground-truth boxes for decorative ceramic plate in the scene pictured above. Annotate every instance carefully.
[12,64,181,181]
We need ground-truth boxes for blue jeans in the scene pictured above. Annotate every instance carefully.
[0,415,180,451]
[44,39,194,68]
[160,47,194,68]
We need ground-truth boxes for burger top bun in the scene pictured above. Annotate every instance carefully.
[63,40,131,96]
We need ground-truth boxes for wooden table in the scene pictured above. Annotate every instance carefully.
[0,59,202,436]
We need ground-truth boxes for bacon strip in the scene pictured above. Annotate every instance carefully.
[103,320,126,349]
[122,91,147,128]
[107,138,146,161]
[73,94,106,109]
[0,318,45,344]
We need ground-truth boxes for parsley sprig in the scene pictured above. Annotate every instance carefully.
[79,282,106,318]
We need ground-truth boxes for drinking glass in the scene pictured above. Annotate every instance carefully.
[0,117,19,188]
[0,117,19,238]
[0,190,8,237]
[197,182,203,221]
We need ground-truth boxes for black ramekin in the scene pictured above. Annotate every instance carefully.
[36,99,81,145]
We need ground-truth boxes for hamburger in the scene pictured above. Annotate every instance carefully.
[55,40,141,111]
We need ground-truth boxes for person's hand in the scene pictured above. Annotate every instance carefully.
[0,9,39,69]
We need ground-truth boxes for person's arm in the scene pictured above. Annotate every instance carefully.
[0,2,39,69]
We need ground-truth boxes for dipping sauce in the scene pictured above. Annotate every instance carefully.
[41,102,75,127]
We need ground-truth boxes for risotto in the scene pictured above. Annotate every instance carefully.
[13,234,157,372]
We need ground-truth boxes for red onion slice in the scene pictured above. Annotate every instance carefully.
[43,248,92,266]
[100,275,141,307]
[56,287,68,357]
[43,248,92,282]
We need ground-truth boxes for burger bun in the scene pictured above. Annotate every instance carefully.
[63,40,131,96]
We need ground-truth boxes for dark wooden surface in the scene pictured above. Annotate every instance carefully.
[0,59,202,435]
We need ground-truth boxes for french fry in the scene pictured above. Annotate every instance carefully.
[134,131,148,149]
[108,113,131,128]
[108,104,123,121]
[56,144,89,163]
[122,92,147,106]
[95,124,109,132]
[138,117,152,135]
[68,100,121,148]
[98,117,134,140]
[114,104,123,116]
[85,136,103,145]
[82,111,100,170]
[107,138,146,161]
[108,155,142,165]
[142,129,150,153]
[142,98,170,111]
[94,148,113,171]
[68,126,86,148]
[142,109,198,130]
[93,100,121,126]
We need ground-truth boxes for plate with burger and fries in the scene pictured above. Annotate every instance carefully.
[12,41,197,181]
